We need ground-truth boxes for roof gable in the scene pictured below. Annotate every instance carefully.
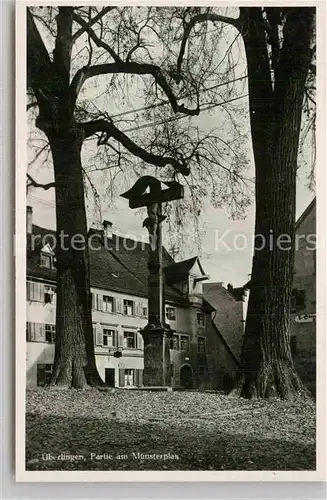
[164,256,208,285]
[41,242,55,255]
[295,197,316,230]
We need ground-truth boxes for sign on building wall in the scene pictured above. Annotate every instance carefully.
[295,313,316,323]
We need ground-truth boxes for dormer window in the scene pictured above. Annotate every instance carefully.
[40,243,55,269]
[197,313,205,326]
[41,253,52,269]
[166,306,176,321]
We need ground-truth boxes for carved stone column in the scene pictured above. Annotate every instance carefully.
[141,202,173,386]
[121,176,184,387]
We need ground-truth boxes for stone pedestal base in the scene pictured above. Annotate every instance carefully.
[140,324,173,387]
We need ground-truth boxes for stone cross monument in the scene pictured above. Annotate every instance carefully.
[121,176,184,387]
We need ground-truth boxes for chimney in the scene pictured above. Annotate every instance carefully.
[103,220,113,239]
[27,206,33,234]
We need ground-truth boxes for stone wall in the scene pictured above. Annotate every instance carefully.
[203,282,244,360]
[291,201,316,394]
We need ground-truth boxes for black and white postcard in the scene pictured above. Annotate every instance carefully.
[15,0,326,481]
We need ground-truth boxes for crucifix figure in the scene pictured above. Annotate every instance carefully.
[121,176,184,387]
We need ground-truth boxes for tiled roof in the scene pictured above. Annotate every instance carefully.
[164,256,198,285]
[295,197,316,229]
[227,283,246,302]
[27,225,191,306]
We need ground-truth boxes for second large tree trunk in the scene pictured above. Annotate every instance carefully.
[233,8,314,399]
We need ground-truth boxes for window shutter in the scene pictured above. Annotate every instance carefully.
[30,323,36,341]
[97,294,103,311]
[95,329,103,346]
[136,331,143,350]
[135,369,140,386]
[141,302,147,318]
[137,369,143,387]
[26,322,31,341]
[114,330,118,347]
[112,297,116,313]
[118,330,124,348]
[119,369,125,387]
[37,283,44,302]
[134,302,140,317]
[91,293,96,310]
[116,298,122,314]
[26,282,31,300]
[36,323,45,342]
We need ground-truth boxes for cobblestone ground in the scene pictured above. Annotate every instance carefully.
[25,388,316,471]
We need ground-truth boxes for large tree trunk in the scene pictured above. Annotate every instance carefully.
[47,126,104,388]
[233,8,314,399]
[29,7,105,389]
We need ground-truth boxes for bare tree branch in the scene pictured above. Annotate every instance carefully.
[27,174,56,190]
[72,7,116,43]
[79,119,190,175]
[70,61,201,116]
[72,12,122,63]
[176,12,242,81]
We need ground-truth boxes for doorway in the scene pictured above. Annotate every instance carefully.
[180,364,193,389]
[105,368,115,387]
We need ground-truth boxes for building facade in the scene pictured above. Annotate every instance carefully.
[26,208,238,389]
[290,198,316,393]
[203,282,247,361]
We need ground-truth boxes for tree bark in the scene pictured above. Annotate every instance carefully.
[27,7,104,389]
[233,8,315,399]
[46,125,104,388]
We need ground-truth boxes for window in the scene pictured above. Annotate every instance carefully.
[291,289,305,311]
[37,364,53,386]
[27,281,44,302]
[103,329,116,347]
[103,295,114,313]
[197,313,205,326]
[123,300,134,316]
[182,283,188,294]
[141,305,148,318]
[40,253,52,269]
[45,324,55,343]
[197,336,206,353]
[180,335,189,351]
[166,307,176,321]
[44,285,56,304]
[124,369,135,387]
[26,322,46,342]
[290,335,297,355]
[169,334,179,350]
[123,331,136,349]
[198,366,206,376]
